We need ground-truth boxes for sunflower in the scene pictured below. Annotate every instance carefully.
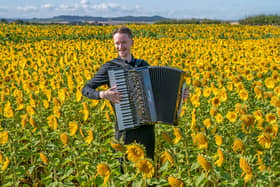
[211,96,221,107]
[256,72,263,78]
[79,128,85,138]
[190,94,200,107]
[203,86,212,98]
[241,115,255,132]
[29,117,37,128]
[197,155,211,172]
[239,158,253,183]
[160,150,174,166]
[265,113,277,124]
[274,86,280,96]
[193,133,208,149]
[1,157,9,171]
[47,115,58,130]
[272,98,280,108]
[58,88,66,103]
[97,163,110,184]
[76,89,83,102]
[264,77,275,89]
[135,159,154,178]
[257,133,272,149]
[79,106,90,122]
[212,148,224,167]
[43,100,50,109]
[253,110,263,121]
[254,86,262,99]
[265,124,278,138]
[60,133,68,147]
[226,111,238,123]
[227,81,233,91]
[126,144,145,163]
[193,79,201,87]
[215,113,224,123]
[168,176,184,187]
[246,73,254,81]
[84,130,94,144]
[256,118,264,130]
[52,97,61,107]
[209,107,217,116]
[239,89,249,101]
[232,139,245,153]
[4,102,14,118]
[0,131,8,145]
[255,151,266,171]
[235,82,244,92]
[40,153,48,165]
[173,127,182,144]
[26,105,35,116]
[53,106,61,118]
[203,118,212,129]
[215,135,223,146]
[110,141,124,152]
[235,103,247,115]
[69,121,79,136]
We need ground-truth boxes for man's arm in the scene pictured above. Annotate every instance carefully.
[82,62,122,103]
[82,63,110,100]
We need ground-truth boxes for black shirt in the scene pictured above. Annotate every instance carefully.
[82,55,149,100]
[82,55,155,159]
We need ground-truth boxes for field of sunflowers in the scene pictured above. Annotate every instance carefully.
[0,23,280,186]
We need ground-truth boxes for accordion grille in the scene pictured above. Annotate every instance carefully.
[149,66,184,124]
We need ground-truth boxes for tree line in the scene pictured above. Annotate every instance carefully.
[1,15,280,25]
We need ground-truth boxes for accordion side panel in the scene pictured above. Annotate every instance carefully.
[149,66,185,125]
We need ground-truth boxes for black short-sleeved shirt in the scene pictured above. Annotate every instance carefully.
[82,55,155,159]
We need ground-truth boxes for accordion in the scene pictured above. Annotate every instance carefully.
[108,66,186,131]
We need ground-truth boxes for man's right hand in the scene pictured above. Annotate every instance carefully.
[99,86,122,103]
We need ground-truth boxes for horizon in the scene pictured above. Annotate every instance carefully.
[2,14,279,22]
[1,0,280,21]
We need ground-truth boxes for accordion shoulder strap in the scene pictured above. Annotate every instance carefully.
[110,59,132,69]
[135,59,143,67]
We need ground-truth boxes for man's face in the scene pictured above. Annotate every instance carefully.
[113,33,133,59]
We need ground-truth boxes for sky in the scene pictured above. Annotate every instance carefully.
[0,0,280,21]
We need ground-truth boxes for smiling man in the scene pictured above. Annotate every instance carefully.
[82,26,189,163]
[82,26,155,159]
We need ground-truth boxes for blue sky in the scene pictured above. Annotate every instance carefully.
[1,0,279,20]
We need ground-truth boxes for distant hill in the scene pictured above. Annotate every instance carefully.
[25,15,170,24]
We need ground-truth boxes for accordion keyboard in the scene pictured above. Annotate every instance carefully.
[108,68,139,130]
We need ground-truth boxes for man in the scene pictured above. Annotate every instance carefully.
[82,26,188,160]
[82,26,155,159]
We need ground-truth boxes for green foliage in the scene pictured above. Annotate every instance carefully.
[155,18,228,25]
[239,14,280,25]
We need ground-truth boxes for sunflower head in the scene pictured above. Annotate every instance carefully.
[126,144,145,163]
[168,176,184,187]
[135,159,154,178]
[110,141,124,152]
[197,155,211,172]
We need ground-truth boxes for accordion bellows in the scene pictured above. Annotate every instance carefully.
[108,66,186,131]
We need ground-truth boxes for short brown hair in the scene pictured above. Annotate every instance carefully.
[112,26,133,39]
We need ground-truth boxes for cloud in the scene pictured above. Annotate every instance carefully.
[80,0,90,8]
[17,6,38,12]
[45,2,144,17]
[89,3,145,16]
[41,4,55,10]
